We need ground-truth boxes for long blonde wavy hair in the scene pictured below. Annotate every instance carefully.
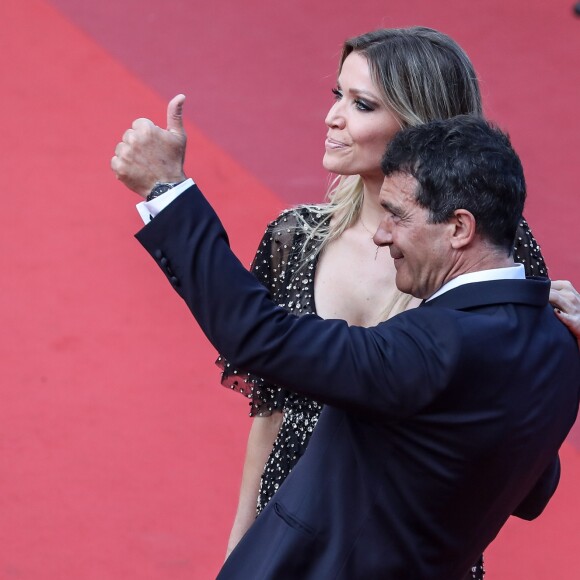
[295,27,483,321]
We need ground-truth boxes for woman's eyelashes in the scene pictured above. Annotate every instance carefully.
[331,87,375,112]
[354,98,374,112]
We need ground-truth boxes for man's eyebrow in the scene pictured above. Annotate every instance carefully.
[380,200,399,213]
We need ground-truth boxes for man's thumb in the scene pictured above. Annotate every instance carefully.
[167,94,186,135]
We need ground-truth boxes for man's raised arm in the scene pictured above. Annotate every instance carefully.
[111,97,458,420]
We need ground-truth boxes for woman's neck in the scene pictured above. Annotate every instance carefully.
[359,177,385,233]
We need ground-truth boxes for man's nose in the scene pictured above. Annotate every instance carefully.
[373,219,392,247]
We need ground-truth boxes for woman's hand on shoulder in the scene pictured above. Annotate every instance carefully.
[550,280,580,348]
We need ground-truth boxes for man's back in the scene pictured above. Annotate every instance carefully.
[217,279,579,579]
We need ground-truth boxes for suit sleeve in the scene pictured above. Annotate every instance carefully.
[512,456,560,520]
[216,213,295,416]
[135,184,462,420]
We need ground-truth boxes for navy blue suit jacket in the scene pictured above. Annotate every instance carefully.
[136,185,580,579]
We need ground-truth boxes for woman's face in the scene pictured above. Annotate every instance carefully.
[323,52,401,182]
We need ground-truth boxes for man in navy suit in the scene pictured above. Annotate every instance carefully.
[112,98,580,579]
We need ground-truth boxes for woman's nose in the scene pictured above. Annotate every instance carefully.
[325,101,346,129]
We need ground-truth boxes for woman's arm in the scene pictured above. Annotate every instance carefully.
[221,213,301,555]
[221,218,289,556]
[226,411,284,559]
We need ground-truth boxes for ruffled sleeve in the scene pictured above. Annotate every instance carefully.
[216,210,301,416]
[513,217,548,277]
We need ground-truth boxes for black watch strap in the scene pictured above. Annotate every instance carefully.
[146,181,184,202]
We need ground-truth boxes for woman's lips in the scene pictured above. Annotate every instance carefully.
[325,138,349,150]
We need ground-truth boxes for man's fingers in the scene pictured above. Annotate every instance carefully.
[167,94,186,135]
[132,117,155,131]
[110,155,119,174]
[115,141,128,157]
[110,155,127,181]
[122,128,136,144]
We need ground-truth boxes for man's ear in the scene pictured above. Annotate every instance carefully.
[449,209,476,249]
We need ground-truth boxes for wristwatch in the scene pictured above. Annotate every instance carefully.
[146,181,184,202]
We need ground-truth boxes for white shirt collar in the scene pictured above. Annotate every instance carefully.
[426,264,526,302]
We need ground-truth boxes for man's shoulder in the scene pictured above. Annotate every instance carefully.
[375,278,549,343]
[426,278,551,311]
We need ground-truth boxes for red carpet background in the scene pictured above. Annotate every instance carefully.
[0,0,578,577]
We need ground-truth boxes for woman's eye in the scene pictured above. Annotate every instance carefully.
[332,88,374,111]
[354,99,373,112]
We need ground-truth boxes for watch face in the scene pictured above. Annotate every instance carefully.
[155,184,174,194]
[147,182,178,201]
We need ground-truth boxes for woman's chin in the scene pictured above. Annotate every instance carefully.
[322,156,352,176]
[322,154,336,172]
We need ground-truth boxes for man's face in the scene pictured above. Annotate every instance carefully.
[373,173,454,299]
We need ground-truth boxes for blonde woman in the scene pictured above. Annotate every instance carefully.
[218,27,548,578]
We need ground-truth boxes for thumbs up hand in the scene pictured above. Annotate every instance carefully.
[112,94,188,197]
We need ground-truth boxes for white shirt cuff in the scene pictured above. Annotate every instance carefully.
[136,178,195,223]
